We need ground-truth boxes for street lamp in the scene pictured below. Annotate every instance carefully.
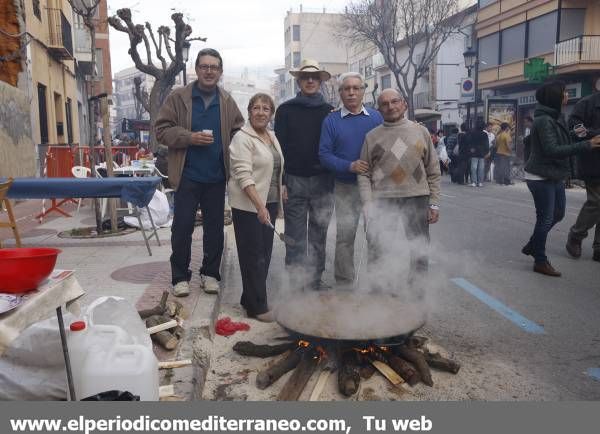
[182,41,191,86]
[463,47,479,129]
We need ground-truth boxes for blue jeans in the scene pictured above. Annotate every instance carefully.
[470,158,485,184]
[526,180,566,264]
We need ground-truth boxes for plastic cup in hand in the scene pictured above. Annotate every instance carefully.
[202,129,213,137]
[574,123,587,138]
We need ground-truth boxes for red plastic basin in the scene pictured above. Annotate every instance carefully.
[0,248,61,293]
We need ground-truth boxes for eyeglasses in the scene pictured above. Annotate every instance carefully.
[197,64,221,72]
[250,105,272,113]
[341,85,365,93]
[298,74,321,82]
[379,98,404,108]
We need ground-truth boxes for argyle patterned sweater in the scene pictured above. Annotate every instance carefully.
[358,118,441,206]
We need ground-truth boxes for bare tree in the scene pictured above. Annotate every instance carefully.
[342,0,464,120]
[133,76,148,120]
[108,9,206,150]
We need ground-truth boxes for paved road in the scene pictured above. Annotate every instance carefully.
[222,177,600,400]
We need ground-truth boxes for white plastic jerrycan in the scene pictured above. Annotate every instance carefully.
[78,344,159,401]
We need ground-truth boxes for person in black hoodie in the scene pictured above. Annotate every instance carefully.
[522,81,600,277]
[456,123,471,185]
[468,121,490,187]
[274,59,334,291]
[566,91,600,262]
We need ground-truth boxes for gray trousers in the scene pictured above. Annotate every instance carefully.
[283,173,334,287]
[366,196,430,295]
[334,180,362,285]
[569,182,600,252]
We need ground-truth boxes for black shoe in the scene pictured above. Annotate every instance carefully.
[594,251,600,262]
[521,243,533,257]
[533,261,562,277]
[565,237,582,258]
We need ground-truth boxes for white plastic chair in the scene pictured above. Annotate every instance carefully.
[153,166,174,215]
[71,166,91,215]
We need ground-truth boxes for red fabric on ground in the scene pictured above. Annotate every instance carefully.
[215,317,250,336]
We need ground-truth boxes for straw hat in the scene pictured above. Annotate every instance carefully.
[289,59,331,81]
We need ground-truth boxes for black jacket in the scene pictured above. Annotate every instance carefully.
[274,99,333,179]
[468,130,490,158]
[525,104,591,181]
[568,92,600,182]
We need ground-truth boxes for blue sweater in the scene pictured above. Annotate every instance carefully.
[182,87,224,183]
[318,107,383,183]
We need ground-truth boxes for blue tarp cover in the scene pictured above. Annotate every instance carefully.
[2,177,161,208]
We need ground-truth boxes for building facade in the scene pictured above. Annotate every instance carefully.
[476,0,600,147]
[281,6,350,104]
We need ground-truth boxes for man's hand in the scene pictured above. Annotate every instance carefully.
[257,206,271,225]
[350,160,369,174]
[428,208,439,224]
[191,131,214,146]
[282,185,288,203]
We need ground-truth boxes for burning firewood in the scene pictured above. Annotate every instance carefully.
[256,351,301,390]
[233,341,294,358]
[337,351,360,397]
[423,350,461,374]
[387,354,421,386]
[395,347,433,387]
[277,353,319,401]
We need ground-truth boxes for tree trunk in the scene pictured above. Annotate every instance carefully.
[406,89,416,122]
[87,25,102,233]
[147,77,176,151]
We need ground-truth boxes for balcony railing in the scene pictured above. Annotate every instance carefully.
[47,8,73,59]
[554,35,600,67]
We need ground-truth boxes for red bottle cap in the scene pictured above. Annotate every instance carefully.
[70,321,86,331]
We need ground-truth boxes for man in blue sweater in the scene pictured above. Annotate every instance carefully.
[319,72,383,286]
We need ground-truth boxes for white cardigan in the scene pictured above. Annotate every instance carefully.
[228,123,285,213]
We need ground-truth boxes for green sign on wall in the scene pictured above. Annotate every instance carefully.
[524,58,555,84]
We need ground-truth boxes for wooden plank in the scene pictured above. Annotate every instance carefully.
[371,360,405,386]
[147,319,178,335]
[158,359,192,369]
[309,369,332,401]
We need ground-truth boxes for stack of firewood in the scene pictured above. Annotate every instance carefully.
[232,336,460,400]
[138,291,185,350]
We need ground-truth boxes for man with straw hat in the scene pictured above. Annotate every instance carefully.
[274,59,334,291]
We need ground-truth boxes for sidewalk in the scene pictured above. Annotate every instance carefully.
[1,198,222,400]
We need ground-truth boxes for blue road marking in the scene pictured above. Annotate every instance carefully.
[450,277,546,335]
[587,368,600,381]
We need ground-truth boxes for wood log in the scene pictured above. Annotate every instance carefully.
[277,353,319,401]
[165,300,184,318]
[387,354,421,386]
[147,319,178,335]
[172,325,185,341]
[423,351,461,374]
[256,351,301,390]
[405,336,428,349]
[233,341,294,358]
[338,363,361,397]
[395,347,433,387]
[138,291,169,319]
[146,316,179,350]
[309,369,332,401]
[359,364,376,379]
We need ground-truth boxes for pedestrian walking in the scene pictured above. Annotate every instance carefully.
[522,81,600,276]
[274,59,334,291]
[319,72,383,287]
[228,94,284,322]
[469,121,489,187]
[565,91,600,262]
[155,48,244,297]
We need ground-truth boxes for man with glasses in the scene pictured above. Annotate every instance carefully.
[156,48,244,297]
[319,72,383,287]
[358,89,440,296]
[274,59,334,291]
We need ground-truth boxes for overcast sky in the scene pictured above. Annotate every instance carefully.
[107,0,351,78]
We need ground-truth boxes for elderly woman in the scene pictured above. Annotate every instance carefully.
[228,93,284,322]
[523,81,600,276]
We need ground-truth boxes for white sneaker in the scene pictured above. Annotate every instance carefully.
[172,281,190,297]
[470,182,476,187]
[477,183,483,187]
[200,275,220,294]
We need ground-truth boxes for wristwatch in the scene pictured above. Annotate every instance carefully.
[429,204,440,210]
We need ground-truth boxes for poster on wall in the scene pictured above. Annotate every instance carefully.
[486,98,518,137]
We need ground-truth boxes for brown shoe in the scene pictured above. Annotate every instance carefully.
[565,237,582,258]
[533,261,562,277]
